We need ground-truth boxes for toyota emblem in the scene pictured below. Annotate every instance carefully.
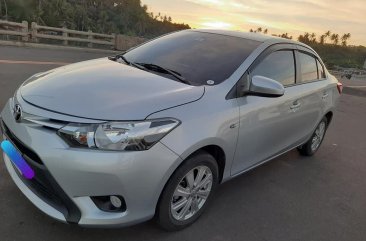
[13,104,23,122]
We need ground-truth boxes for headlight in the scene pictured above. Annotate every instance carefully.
[57,119,180,151]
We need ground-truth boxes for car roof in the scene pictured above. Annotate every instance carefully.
[189,29,316,54]
[190,29,298,44]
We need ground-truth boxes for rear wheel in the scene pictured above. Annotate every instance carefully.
[156,151,219,231]
[298,117,328,156]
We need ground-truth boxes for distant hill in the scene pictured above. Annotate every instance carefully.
[2,0,190,38]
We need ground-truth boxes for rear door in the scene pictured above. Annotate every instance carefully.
[294,48,329,141]
[316,58,334,113]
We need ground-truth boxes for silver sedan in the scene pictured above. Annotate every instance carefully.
[0,29,342,230]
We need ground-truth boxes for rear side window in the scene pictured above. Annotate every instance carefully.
[316,59,326,79]
[251,50,295,86]
[298,52,318,82]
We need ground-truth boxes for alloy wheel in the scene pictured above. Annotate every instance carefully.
[311,121,326,152]
[170,166,213,221]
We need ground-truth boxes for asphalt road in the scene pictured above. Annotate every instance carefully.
[0,45,366,241]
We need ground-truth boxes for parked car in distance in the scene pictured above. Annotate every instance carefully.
[0,29,342,230]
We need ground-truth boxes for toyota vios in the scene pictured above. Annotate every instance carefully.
[0,30,342,230]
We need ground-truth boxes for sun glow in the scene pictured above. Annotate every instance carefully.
[200,21,233,29]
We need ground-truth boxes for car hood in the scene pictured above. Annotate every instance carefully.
[20,58,204,120]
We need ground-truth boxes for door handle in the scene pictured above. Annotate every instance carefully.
[322,93,329,99]
[290,102,301,109]
[230,123,238,129]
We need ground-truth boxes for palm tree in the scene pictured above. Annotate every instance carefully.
[257,27,262,33]
[249,28,254,32]
[154,12,161,20]
[298,34,304,42]
[303,32,311,43]
[310,33,317,43]
[263,28,268,34]
[324,30,331,43]
[331,33,339,45]
[341,33,351,46]
[341,34,347,46]
[346,33,351,44]
[280,33,292,39]
[319,35,326,44]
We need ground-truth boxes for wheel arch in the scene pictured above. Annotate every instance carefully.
[325,111,333,126]
[186,145,226,184]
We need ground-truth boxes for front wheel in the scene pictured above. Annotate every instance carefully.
[298,117,328,156]
[156,151,219,231]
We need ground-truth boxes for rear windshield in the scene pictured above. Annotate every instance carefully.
[124,31,261,85]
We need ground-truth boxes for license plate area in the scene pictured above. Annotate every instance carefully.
[1,139,35,179]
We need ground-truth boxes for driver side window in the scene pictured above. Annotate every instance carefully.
[251,50,296,86]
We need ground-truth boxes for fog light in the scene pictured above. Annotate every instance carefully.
[91,195,126,212]
[110,195,122,208]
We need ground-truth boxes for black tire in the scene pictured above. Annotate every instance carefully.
[298,117,328,156]
[156,151,219,231]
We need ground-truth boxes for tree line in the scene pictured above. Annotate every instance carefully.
[0,0,190,38]
[298,31,351,46]
[250,27,352,46]
[0,2,364,69]
[250,27,366,69]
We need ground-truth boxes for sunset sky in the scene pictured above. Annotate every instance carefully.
[141,0,366,46]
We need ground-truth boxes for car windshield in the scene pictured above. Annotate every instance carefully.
[123,31,261,85]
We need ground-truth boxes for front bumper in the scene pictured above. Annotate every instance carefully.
[1,99,182,227]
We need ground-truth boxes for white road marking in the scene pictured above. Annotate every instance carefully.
[0,59,69,65]
[346,86,366,88]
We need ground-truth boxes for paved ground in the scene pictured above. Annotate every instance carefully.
[0,45,366,241]
[342,77,366,98]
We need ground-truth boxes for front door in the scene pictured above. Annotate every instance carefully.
[231,49,304,175]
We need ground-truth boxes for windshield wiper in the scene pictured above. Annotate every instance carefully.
[112,54,147,71]
[136,63,189,84]
[111,56,190,84]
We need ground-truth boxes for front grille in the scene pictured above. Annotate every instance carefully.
[11,158,69,217]
[1,120,81,223]
[1,121,43,165]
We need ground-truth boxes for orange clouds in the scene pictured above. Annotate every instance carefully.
[142,0,366,45]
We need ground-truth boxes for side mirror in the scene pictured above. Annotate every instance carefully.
[249,75,285,97]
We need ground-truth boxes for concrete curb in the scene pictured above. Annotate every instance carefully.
[0,40,120,54]
[343,86,366,98]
